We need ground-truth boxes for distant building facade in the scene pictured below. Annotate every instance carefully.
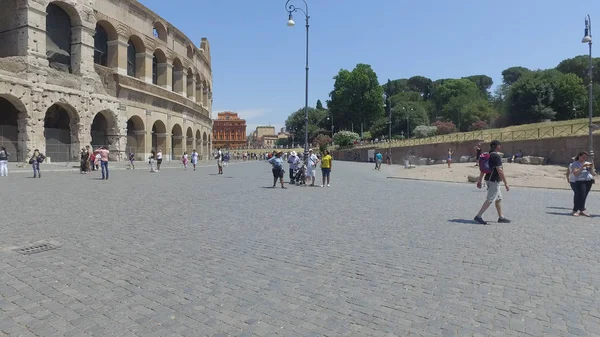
[212,112,246,149]
[248,126,278,148]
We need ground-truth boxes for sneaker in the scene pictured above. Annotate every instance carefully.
[327,184,330,187]
[320,185,324,187]
[473,216,487,225]
[497,217,511,223]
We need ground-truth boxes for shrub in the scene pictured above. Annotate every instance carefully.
[432,120,457,135]
[470,120,488,131]
[413,125,437,138]
[333,131,360,147]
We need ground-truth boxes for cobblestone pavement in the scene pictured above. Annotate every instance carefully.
[1,161,599,337]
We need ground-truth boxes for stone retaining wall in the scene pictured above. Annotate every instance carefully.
[333,134,600,166]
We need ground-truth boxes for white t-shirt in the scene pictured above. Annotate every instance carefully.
[157,152,163,160]
[217,150,222,161]
[308,154,318,168]
[191,152,199,161]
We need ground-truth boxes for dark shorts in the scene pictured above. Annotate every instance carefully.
[272,168,284,178]
[321,168,331,177]
[157,159,162,164]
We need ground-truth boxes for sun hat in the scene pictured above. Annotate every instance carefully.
[291,151,297,156]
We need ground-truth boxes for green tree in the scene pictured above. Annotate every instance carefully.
[432,79,483,122]
[462,75,493,95]
[276,138,289,147]
[501,66,530,86]
[284,107,327,143]
[369,101,429,138]
[551,72,587,120]
[556,55,600,85]
[327,63,385,132]
[506,70,558,124]
[316,99,325,110]
[382,78,410,97]
[406,76,433,100]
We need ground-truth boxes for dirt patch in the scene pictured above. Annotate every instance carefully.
[387,162,571,190]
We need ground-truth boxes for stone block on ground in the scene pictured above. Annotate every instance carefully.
[519,156,531,164]
[419,158,428,165]
[528,156,547,165]
[428,159,435,165]
[436,159,447,165]
[467,175,479,183]
[460,156,470,163]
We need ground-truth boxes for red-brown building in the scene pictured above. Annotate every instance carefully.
[212,112,247,150]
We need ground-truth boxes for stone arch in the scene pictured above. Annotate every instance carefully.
[195,129,201,152]
[195,73,203,104]
[171,124,183,159]
[186,68,194,98]
[172,57,184,93]
[46,2,80,73]
[201,79,210,106]
[94,20,118,67]
[152,21,167,42]
[152,48,167,86]
[186,126,193,152]
[126,115,145,159]
[44,103,80,162]
[90,110,118,149]
[0,95,27,162]
[186,44,194,59]
[151,120,167,153]
[127,35,146,79]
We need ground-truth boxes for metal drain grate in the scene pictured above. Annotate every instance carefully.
[14,243,58,255]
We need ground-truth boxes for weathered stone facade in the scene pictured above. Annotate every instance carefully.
[0,0,213,162]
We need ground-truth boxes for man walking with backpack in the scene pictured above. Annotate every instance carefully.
[474,140,511,225]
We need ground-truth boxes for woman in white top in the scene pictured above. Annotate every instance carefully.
[569,151,596,217]
[156,150,163,172]
[191,150,199,171]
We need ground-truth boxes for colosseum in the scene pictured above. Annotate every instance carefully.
[0,0,213,163]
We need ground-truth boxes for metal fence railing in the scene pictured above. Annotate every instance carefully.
[335,120,598,151]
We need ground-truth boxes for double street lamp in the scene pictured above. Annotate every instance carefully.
[285,0,310,161]
[583,15,595,163]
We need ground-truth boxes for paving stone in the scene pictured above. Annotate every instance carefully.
[0,161,598,336]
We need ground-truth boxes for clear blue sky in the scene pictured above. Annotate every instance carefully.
[139,0,600,134]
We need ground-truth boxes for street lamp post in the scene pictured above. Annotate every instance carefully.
[583,15,595,163]
[383,93,392,164]
[327,115,334,139]
[286,0,310,162]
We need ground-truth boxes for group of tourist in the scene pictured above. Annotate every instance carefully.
[267,148,332,188]
[80,146,110,179]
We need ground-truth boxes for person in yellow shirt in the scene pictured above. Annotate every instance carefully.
[320,149,333,187]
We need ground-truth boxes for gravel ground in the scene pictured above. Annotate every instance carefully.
[0,160,599,337]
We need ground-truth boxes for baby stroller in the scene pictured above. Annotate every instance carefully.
[293,163,307,186]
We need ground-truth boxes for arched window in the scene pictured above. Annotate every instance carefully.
[94,25,108,66]
[152,54,158,85]
[127,40,136,77]
[46,3,72,73]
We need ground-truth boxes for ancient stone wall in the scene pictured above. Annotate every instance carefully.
[332,135,600,166]
[0,0,214,162]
